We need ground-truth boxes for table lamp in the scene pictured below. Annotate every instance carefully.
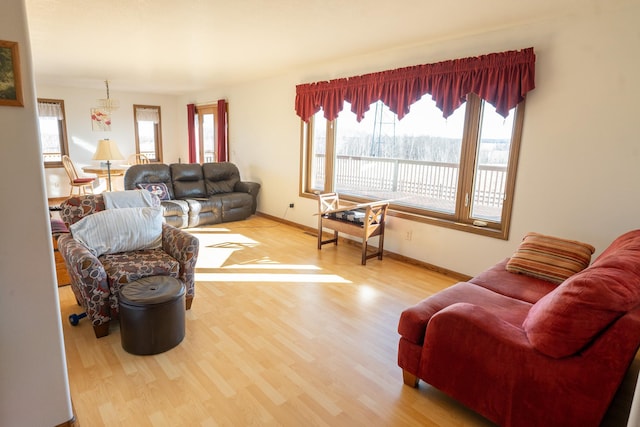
[92,139,124,191]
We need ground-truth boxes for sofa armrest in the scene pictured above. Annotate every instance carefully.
[422,302,636,427]
[235,181,261,195]
[235,181,261,213]
[57,234,111,326]
[161,223,200,298]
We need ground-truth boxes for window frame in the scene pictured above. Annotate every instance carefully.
[133,104,163,162]
[37,98,69,169]
[299,94,525,240]
[194,104,218,163]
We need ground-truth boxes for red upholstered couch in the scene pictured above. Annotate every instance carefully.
[397,230,640,427]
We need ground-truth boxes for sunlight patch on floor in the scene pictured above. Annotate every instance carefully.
[192,227,348,283]
[194,272,351,283]
[188,226,231,233]
[222,263,321,270]
[196,248,238,269]
[196,232,259,248]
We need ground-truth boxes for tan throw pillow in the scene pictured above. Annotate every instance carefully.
[506,232,595,284]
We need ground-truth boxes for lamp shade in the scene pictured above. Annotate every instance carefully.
[93,139,124,161]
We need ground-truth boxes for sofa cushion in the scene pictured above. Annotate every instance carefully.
[506,232,595,284]
[69,206,163,257]
[103,189,158,208]
[470,259,557,304]
[137,182,171,200]
[203,162,240,195]
[399,282,532,346]
[100,249,180,293]
[171,164,206,199]
[523,229,640,358]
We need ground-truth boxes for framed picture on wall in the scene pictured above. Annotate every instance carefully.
[0,40,24,107]
[91,108,112,131]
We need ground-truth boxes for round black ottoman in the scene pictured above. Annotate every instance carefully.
[119,276,186,355]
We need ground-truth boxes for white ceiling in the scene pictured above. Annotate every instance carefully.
[24,0,585,95]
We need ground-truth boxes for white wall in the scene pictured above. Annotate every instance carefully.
[38,85,181,197]
[180,1,640,277]
[34,2,640,279]
[0,0,74,425]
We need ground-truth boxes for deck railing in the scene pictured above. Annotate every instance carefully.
[314,154,507,217]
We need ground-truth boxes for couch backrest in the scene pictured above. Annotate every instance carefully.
[125,162,246,200]
[523,229,640,358]
[170,163,207,199]
[124,164,174,199]
[202,162,240,195]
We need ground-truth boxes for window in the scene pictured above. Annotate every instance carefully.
[133,105,163,162]
[302,94,524,239]
[194,104,218,163]
[37,99,69,168]
[297,48,535,239]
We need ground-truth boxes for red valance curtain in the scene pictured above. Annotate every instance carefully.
[216,99,228,162]
[295,47,535,122]
[187,104,196,163]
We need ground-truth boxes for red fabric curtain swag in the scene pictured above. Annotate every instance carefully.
[295,47,535,122]
[216,99,228,162]
[187,103,196,163]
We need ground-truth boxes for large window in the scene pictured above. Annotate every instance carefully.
[297,48,535,239]
[302,94,524,238]
[133,105,163,162]
[37,99,69,168]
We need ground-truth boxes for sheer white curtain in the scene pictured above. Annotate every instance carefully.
[135,107,159,123]
[37,101,63,119]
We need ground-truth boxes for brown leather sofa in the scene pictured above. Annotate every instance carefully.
[124,162,260,228]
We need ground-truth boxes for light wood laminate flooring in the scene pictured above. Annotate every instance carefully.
[57,216,634,426]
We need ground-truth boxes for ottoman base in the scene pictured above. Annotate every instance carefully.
[119,276,186,355]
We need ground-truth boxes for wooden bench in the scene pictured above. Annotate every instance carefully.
[317,193,389,265]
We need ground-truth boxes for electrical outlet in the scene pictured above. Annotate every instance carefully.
[405,231,413,241]
[289,203,295,208]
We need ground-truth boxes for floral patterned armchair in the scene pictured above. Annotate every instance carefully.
[58,193,199,338]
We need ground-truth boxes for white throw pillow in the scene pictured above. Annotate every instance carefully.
[70,206,163,257]
[103,189,157,209]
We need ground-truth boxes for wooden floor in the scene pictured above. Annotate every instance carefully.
[57,216,635,426]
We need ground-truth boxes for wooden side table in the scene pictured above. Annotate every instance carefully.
[51,218,71,287]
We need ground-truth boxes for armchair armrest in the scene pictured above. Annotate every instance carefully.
[57,234,111,326]
[162,223,199,298]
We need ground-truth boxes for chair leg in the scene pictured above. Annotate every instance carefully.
[377,233,385,261]
[92,322,110,338]
[361,240,368,265]
[185,296,193,310]
[403,370,419,387]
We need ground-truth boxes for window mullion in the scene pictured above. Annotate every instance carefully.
[456,95,481,223]
[325,120,335,192]
[301,121,312,193]
[499,101,526,231]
